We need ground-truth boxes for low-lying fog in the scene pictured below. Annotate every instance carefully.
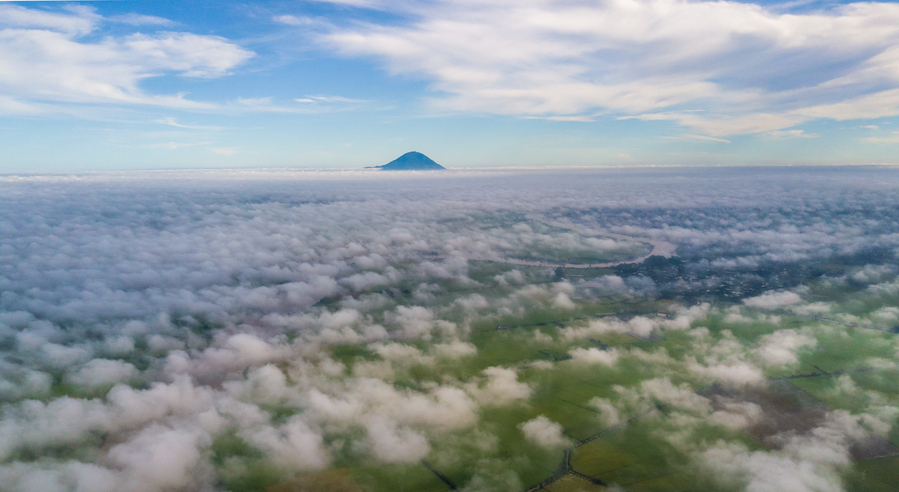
[1,166,897,492]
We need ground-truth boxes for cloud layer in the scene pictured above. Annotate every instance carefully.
[0,167,898,491]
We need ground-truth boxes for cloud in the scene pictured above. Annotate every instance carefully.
[588,397,621,428]
[239,416,330,470]
[466,367,532,406]
[273,14,331,28]
[568,347,619,366]
[519,415,571,448]
[107,424,211,492]
[389,305,458,340]
[744,291,802,309]
[146,141,212,150]
[765,129,818,139]
[317,0,899,135]
[0,5,253,115]
[364,417,430,463]
[689,360,765,387]
[864,132,899,144]
[697,410,873,492]
[614,377,711,417]
[155,117,223,130]
[431,340,477,359]
[679,134,732,144]
[295,95,369,103]
[0,4,99,35]
[108,14,175,27]
[0,168,898,491]
[66,359,139,389]
[755,329,817,368]
[560,316,659,341]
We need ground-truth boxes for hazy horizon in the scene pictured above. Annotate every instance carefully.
[2,0,899,172]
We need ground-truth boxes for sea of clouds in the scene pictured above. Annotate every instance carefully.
[1,166,898,491]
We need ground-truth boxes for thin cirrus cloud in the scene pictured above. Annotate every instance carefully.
[314,0,899,136]
[108,13,176,27]
[0,4,253,115]
[154,117,224,131]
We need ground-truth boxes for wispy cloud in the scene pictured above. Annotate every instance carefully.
[226,95,372,114]
[682,134,732,144]
[108,13,175,26]
[662,134,732,143]
[315,0,899,135]
[145,141,211,150]
[0,5,253,115]
[273,14,330,28]
[295,95,369,104]
[864,131,899,143]
[155,117,223,130]
[765,130,818,139]
[522,115,595,122]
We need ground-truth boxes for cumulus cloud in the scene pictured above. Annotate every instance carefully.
[686,330,766,387]
[107,424,211,492]
[588,397,621,428]
[364,417,431,463]
[697,410,873,492]
[755,329,817,368]
[569,347,619,366]
[466,367,532,406]
[66,359,139,389]
[239,416,330,470]
[560,315,659,341]
[1,168,898,492]
[519,415,571,448]
[744,291,802,309]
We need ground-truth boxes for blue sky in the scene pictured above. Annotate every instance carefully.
[1,0,898,171]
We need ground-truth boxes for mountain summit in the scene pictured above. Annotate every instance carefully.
[370,151,445,171]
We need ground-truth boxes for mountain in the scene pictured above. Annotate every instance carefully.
[369,151,446,171]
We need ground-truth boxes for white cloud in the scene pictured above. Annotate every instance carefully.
[697,410,871,492]
[744,291,802,309]
[755,329,817,368]
[864,132,899,144]
[519,415,571,448]
[318,0,899,135]
[466,367,532,406]
[364,417,430,463]
[0,6,253,115]
[67,359,138,389]
[109,14,175,27]
[147,141,212,150]
[765,129,818,139]
[680,134,732,144]
[568,347,619,366]
[239,416,330,470]
[295,94,369,103]
[0,4,99,35]
[155,117,223,130]
[0,168,898,491]
[107,424,210,492]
